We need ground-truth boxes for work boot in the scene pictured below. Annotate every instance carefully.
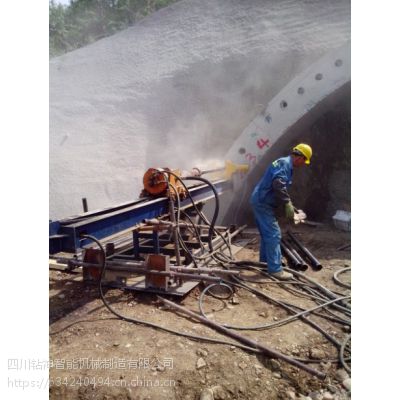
[270,270,293,280]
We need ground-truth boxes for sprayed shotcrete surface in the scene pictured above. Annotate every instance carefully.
[50,0,350,220]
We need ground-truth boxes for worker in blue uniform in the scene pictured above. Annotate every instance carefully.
[250,143,312,280]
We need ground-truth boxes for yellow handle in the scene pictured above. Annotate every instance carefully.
[224,160,249,179]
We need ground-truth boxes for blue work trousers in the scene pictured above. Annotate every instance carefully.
[251,203,282,273]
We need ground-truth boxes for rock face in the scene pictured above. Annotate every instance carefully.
[50,0,350,219]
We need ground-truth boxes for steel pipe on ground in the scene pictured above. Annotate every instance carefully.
[287,231,322,271]
[58,259,224,282]
[281,238,308,271]
[159,296,326,379]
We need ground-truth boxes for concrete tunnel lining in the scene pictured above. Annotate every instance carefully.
[224,43,350,168]
[221,43,351,224]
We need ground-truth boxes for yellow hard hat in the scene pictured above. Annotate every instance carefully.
[293,143,312,164]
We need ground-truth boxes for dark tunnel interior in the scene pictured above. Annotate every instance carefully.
[221,83,351,226]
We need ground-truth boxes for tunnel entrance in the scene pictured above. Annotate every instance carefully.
[290,95,351,221]
[223,86,351,227]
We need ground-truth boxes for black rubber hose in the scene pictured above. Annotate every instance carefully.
[162,171,233,260]
[340,334,351,374]
[281,301,350,325]
[177,209,232,263]
[228,264,350,324]
[81,234,351,367]
[228,277,342,348]
[159,171,211,229]
[200,282,234,300]
[80,234,264,354]
[234,260,351,314]
[225,261,347,347]
[166,181,190,267]
[180,209,207,252]
[282,267,346,305]
[161,171,216,242]
[183,176,220,252]
[333,267,351,289]
[199,282,349,331]
[164,181,225,266]
[230,260,351,317]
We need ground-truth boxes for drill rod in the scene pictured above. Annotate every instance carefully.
[158,296,326,379]
[287,231,322,271]
[281,238,308,271]
[280,239,302,270]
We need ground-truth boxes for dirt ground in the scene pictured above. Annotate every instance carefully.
[49,224,351,400]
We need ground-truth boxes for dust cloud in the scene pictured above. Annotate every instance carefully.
[50,0,350,219]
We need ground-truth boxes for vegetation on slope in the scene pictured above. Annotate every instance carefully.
[50,0,178,57]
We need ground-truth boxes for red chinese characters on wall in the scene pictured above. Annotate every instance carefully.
[256,138,270,150]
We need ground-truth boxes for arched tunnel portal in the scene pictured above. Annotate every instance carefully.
[221,43,351,225]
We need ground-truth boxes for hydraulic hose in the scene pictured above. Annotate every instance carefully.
[333,267,351,289]
[161,170,234,261]
[183,176,219,252]
[227,264,350,325]
[232,279,342,348]
[199,282,349,331]
[160,296,326,379]
[79,202,351,373]
[339,334,351,374]
[225,261,347,348]
[80,234,265,355]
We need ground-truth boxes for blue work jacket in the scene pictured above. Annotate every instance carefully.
[250,156,293,208]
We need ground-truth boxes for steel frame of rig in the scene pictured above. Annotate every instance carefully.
[49,178,245,296]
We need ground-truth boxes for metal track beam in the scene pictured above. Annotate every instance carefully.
[49,179,231,254]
